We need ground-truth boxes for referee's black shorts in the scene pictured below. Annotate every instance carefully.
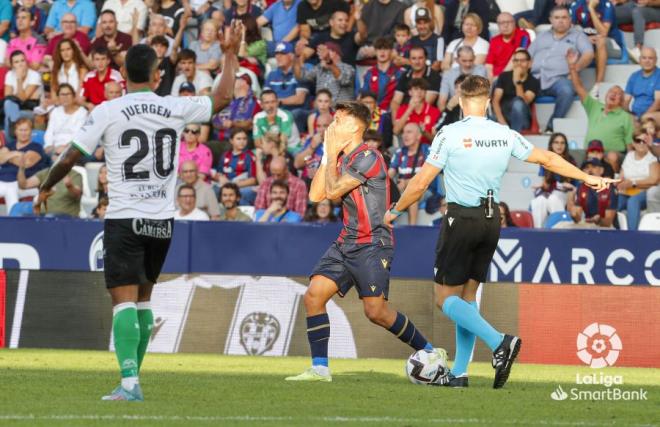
[103,218,174,288]
[434,203,501,286]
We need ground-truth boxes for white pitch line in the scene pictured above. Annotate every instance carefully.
[0,415,653,426]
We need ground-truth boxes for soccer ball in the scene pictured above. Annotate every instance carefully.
[405,349,449,385]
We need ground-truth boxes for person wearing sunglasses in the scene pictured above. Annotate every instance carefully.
[178,123,213,180]
[616,130,660,230]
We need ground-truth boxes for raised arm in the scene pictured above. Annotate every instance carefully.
[212,20,243,114]
[567,49,588,101]
[169,7,192,64]
[35,145,84,213]
[384,162,441,228]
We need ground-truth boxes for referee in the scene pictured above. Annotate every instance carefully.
[384,75,618,389]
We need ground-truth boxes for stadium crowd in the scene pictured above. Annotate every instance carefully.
[0,0,658,229]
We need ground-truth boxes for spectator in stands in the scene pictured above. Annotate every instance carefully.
[92,196,108,219]
[358,0,406,47]
[97,163,108,200]
[238,15,267,75]
[213,74,257,142]
[393,23,413,66]
[189,19,222,73]
[437,73,468,128]
[3,51,42,141]
[102,0,148,35]
[174,184,210,220]
[585,139,616,177]
[45,0,96,38]
[442,0,491,45]
[297,0,350,42]
[7,7,46,71]
[178,159,221,219]
[179,123,213,179]
[359,90,393,150]
[171,49,213,96]
[364,129,391,165]
[564,158,618,228]
[81,46,124,109]
[625,46,660,121]
[217,129,258,204]
[51,39,89,97]
[156,0,185,35]
[530,132,577,227]
[304,10,362,66]
[616,129,660,230]
[0,0,9,43]
[253,89,298,150]
[44,14,92,63]
[10,0,45,38]
[18,155,82,217]
[393,78,440,143]
[492,49,540,132]
[404,0,443,36]
[390,45,440,117]
[224,0,263,25]
[306,88,333,134]
[389,122,429,224]
[360,37,401,112]
[265,42,308,133]
[218,182,253,221]
[294,41,355,103]
[138,14,173,54]
[304,199,337,223]
[255,132,297,184]
[486,12,531,80]
[516,0,564,29]
[255,155,307,216]
[442,13,488,71]
[438,45,486,112]
[91,9,133,69]
[408,8,443,72]
[529,6,594,133]
[0,118,47,214]
[256,178,303,222]
[44,84,88,160]
[614,0,660,62]
[569,0,617,97]
[256,0,300,53]
[568,48,633,166]
[294,112,331,185]
[499,201,515,228]
[152,9,189,96]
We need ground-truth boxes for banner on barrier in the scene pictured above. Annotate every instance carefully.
[0,219,659,285]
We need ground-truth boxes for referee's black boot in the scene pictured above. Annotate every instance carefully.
[492,334,522,389]
[442,373,468,388]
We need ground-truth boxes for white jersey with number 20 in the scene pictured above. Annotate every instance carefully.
[72,91,212,220]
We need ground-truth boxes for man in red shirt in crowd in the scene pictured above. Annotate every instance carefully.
[486,12,531,80]
[393,78,440,144]
[80,46,124,109]
[90,10,133,69]
[44,13,91,60]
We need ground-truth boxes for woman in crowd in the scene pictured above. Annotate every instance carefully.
[255,133,296,184]
[307,89,333,136]
[179,123,214,180]
[44,83,88,161]
[617,129,660,230]
[304,199,338,224]
[529,132,577,228]
[190,19,222,74]
[97,164,109,201]
[0,118,47,214]
[4,51,42,141]
[50,39,89,98]
[499,201,516,228]
[238,15,266,79]
[442,13,488,70]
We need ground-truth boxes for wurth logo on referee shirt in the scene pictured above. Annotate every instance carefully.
[462,138,472,148]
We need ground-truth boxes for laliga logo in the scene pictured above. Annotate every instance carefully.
[576,323,622,368]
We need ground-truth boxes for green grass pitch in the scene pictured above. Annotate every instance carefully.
[0,349,658,426]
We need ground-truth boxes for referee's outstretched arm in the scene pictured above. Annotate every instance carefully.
[384,162,442,229]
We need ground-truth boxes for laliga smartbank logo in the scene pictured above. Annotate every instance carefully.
[550,323,648,401]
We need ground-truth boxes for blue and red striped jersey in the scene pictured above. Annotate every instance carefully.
[221,149,256,181]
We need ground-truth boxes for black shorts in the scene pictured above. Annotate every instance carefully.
[311,242,393,299]
[434,203,501,286]
[103,218,174,288]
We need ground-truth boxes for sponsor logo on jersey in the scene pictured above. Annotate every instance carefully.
[132,219,173,239]
[463,138,472,148]
[474,139,509,148]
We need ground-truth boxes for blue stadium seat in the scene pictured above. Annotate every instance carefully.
[31,130,45,145]
[607,28,629,65]
[544,210,573,229]
[9,201,34,217]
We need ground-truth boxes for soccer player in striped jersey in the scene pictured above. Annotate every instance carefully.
[285,101,447,382]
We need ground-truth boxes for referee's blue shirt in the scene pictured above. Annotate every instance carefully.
[426,116,534,208]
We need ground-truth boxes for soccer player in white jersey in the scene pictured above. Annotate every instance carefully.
[35,22,244,402]
[384,75,618,389]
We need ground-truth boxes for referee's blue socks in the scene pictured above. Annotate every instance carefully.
[451,301,478,377]
[307,314,330,367]
[442,296,503,352]
[388,312,434,351]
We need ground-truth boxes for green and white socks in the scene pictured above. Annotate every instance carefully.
[113,302,154,390]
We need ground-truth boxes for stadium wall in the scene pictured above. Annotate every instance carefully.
[0,218,659,367]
